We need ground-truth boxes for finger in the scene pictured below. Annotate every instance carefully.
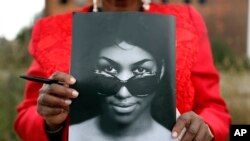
[193,124,208,141]
[39,84,79,99]
[37,93,72,108]
[208,126,214,141]
[205,132,214,141]
[50,71,76,85]
[181,116,202,141]
[37,105,64,117]
[178,127,186,141]
[172,112,193,138]
[45,111,69,128]
[204,124,214,141]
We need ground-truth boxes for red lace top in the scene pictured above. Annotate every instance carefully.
[14,3,231,141]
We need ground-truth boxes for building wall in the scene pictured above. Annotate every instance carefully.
[193,0,248,55]
[44,0,92,16]
[167,0,248,55]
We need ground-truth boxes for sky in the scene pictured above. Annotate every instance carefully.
[0,0,45,41]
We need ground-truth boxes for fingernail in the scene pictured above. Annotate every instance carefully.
[70,77,76,84]
[65,99,72,105]
[172,131,178,138]
[72,90,79,97]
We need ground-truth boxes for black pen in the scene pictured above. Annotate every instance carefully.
[20,75,64,85]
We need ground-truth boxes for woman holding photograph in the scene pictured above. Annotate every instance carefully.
[14,0,231,141]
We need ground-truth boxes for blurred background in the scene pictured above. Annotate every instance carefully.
[0,0,249,140]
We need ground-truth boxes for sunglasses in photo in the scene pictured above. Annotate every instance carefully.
[90,73,160,97]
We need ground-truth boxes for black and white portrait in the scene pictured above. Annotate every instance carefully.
[69,12,176,141]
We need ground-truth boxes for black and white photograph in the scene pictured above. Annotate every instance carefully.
[69,12,176,141]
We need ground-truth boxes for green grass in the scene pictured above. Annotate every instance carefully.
[0,28,31,141]
[0,69,26,141]
[220,70,250,124]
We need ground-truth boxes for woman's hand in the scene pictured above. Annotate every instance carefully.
[37,72,78,131]
[172,111,214,141]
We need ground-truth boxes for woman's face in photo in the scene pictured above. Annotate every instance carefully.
[95,41,159,124]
